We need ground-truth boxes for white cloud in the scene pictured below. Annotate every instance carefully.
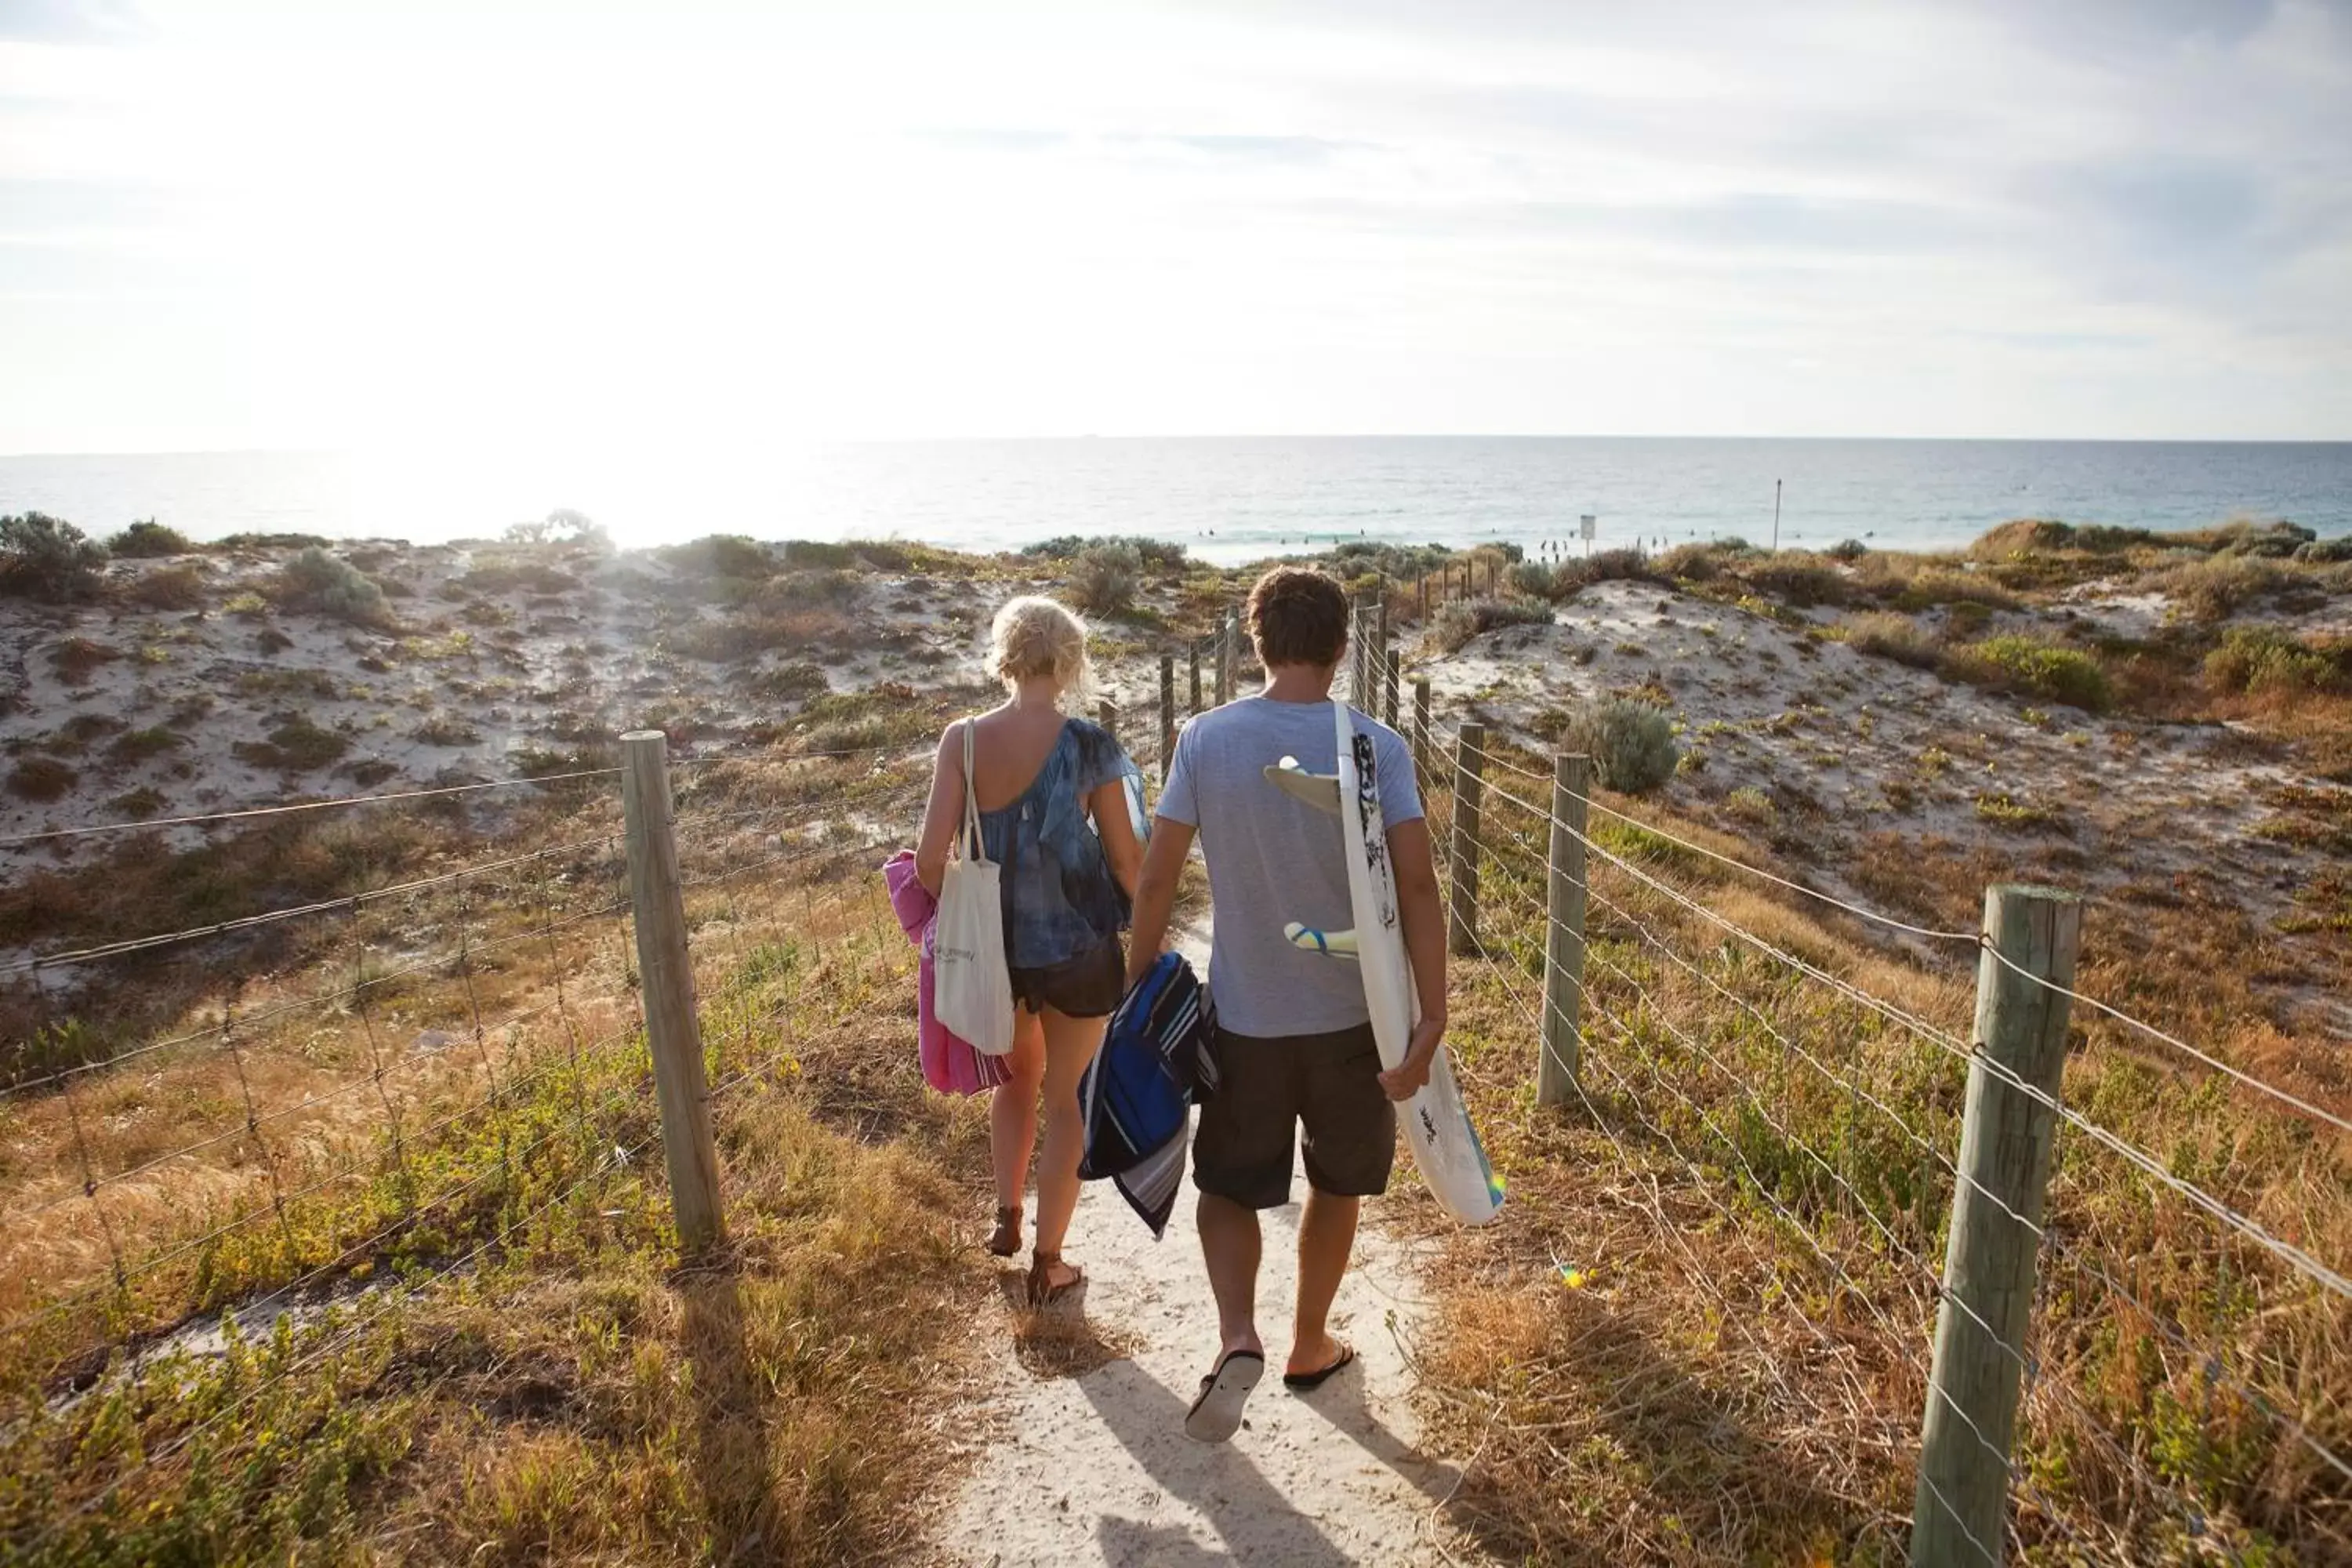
[1,0,2347,453]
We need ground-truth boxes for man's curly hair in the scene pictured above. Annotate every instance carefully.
[1245,566,1348,670]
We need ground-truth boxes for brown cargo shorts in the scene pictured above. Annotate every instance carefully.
[1192,1022,1396,1209]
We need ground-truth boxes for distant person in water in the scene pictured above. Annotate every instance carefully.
[1126,566,1448,1443]
[915,596,1145,1305]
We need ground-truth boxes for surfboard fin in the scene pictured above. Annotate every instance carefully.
[1283,921,1360,960]
[1264,757,1342,815]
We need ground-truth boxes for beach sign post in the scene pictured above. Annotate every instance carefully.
[1579,513,1596,557]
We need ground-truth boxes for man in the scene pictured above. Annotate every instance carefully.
[1126,565,1448,1443]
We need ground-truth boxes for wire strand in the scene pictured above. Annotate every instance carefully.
[0,769,621,851]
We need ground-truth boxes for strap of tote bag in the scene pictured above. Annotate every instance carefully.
[960,719,990,868]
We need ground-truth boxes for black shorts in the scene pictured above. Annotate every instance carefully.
[1007,938,1125,1019]
[1192,1022,1396,1209]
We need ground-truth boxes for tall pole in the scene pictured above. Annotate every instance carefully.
[1773,478,1782,553]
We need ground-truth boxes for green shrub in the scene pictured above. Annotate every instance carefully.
[411,713,483,746]
[1432,597,1552,652]
[233,717,350,772]
[1843,611,1941,669]
[459,561,578,596]
[844,539,913,571]
[2205,628,2350,697]
[108,785,168,819]
[2151,555,2285,622]
[780,539,856,569]
[0,512,109,599]
[1068,544,1142,615]
[665,534,772,579]
[757,569,859,610]
[1738,554,1852,608]
[1825,539,1868,562]
[6,757,77,801]
[2295,536,2352,564]
[747,661,831,702]
[1023,534,1187,572]
[1889,567,2022,613]
[278,547,390,625]
[1566,548,1660,590]
[106,728,186,766]
[1318,541,1456,590]
[51,636,119,684]
[107,519,193,557]
[1947,634,2112,712]
[1974,791,2066,832]
[128,563,207,609]
[1969,519,2158,558]
[2187,518,2314,558]
[1567,699,1679,793]
[1508,561,1561,598]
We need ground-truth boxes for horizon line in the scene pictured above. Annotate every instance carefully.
[7,433,2352,460]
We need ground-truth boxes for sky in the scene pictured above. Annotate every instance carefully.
[2,0,2350,454]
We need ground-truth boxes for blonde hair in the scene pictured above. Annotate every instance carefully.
[989,595,1091,699]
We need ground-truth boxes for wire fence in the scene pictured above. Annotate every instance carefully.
[3,575,2344,1562]
[0,726,962,1557]
[1349,623,2350,1565]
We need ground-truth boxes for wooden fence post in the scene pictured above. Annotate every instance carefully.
[1412,677,1431,774]
[1417,573,1428,622]
[620,731,724,1252]
[1446,723,1485,958]
[1189,640,1202,713]
[1216,612,1234,705]
[1350,602,1369,707]
[1098,696,1118,740]
[1159,653,1176,782]
[1383,635,1400,728]
[1537,752,1589,1106]
[1911,884,2082,1568]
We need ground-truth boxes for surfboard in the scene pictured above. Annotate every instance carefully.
[1259,704,1504,1227]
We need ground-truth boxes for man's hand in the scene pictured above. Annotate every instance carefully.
[1377,1015,1445,1102]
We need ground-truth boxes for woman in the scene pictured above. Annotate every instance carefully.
[916,595,1144,1304]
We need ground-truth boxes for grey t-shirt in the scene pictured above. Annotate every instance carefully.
[1156,696,1423,1037]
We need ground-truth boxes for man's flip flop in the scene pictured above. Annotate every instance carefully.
[1283,1342,1356,1392]
[1183,1350,1265,1443]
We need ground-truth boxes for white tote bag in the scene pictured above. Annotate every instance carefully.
[934,720,1017,1055]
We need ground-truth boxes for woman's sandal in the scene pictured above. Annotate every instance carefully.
[985,1206,1023,1258]
[1025,1250,1084,1306]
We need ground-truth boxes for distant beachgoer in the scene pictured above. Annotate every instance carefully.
[916,597,1144,1304]
[1126,566,1446,1443]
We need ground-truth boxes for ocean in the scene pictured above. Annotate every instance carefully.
[2,438,2347,566]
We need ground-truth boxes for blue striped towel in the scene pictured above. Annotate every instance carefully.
[1078,952,1218,1236]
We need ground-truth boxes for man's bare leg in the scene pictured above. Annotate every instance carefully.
[1197,1192,1265,1359]
[1288,1188,1359,1377]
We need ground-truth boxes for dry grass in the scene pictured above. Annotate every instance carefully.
[0,746,1000,1565]
[1406,741,2352,1564]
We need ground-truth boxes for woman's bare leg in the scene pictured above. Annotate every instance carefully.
[1032,1005,1109,1287]
[990,1010,1047,1213]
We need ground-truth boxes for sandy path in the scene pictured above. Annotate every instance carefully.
[934,925,1489,1568]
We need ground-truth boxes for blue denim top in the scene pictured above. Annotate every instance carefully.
[974,717,1143,970]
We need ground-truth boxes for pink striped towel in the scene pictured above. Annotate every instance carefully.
[883,851,1014,1096]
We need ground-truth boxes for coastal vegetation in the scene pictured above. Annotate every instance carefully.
[0,513,2344,1561]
